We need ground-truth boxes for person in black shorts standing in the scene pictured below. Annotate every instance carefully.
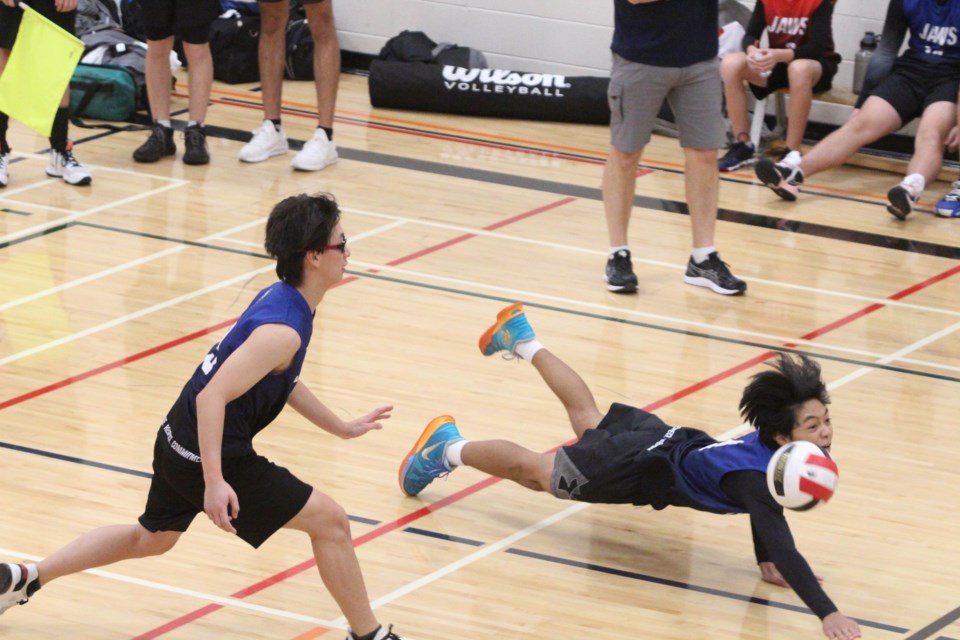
[755,0,960,221]
[400,303,861,640]
[0,194,405,640]
[602,0,746,297]
[238,0,340,172]
[131,0,218,165]
[0,0,92,186]
[718,0,841,172]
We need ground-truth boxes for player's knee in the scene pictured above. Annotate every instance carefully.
[136,528,179,557]
[303,493,351,542]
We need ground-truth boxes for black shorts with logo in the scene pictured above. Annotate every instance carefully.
[139,432,313,548]
[551,403,716,507]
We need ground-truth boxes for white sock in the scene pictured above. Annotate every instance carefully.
[445,439,469,467]
[902,173,925,195]
[514,339,544,362]
[156,119,171,129]
[691,246,715,264]
[608,245,630,257]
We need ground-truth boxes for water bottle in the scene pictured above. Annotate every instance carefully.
[853,32,879,94]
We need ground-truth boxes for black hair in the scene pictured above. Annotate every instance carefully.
[264,193,341,286]
[738,353,830,450]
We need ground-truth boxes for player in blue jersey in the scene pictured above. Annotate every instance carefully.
[755,0,960,221]
[0,194,403,640]
[400,303,861,640]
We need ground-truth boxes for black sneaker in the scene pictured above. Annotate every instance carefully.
[886,184,917,220]
[605,249,638,293]
[755,158,803,201]
[683,252,746,295]
[718,141,756,172]
[133,124,175,163]
[346,624,402,640]
[183,124,210,165]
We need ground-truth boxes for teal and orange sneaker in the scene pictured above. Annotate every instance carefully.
[399,415,463,496]
[478,303,535,357]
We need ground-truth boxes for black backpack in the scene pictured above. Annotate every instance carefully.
[209,16,261,84]
[378,30,438,63]
[284,18,314,80]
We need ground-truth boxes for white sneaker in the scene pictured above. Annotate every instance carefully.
[291,128,338,171]
[239,120,289,163]
[46,148,92,185]
[0,563,37,615]
[0,152,9,187]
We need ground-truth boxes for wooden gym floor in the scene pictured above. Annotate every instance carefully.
[1,70,959,639]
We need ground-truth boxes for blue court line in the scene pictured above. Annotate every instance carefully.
[504,547,909,633]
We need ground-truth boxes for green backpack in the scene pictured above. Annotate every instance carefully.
[69,63,139,122]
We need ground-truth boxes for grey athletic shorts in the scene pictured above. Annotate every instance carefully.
[608,53,725,152]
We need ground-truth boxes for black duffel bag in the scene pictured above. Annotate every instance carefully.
[209,16,261,84]
[368,59,610,125]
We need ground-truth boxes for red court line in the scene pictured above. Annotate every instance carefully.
[135,261,960,638]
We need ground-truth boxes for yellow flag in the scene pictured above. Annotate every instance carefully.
[0,3,83,137]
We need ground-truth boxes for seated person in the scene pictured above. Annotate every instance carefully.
[755,0,960,221]
[718,0,840,172]
[934,120,960,218]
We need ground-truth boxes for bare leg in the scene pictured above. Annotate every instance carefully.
[684,147,719,248]
[603,145,642,246]
[183,42,213,123]
[784,60,822,151]
[258,1,289,121]
[285,491,380,637]
[145,37,175,121]
[904,101,955,185]
[304,0,340,128]
[799,96,901,177]
[530,349,603,438]
[38,524,180,585]
[720,53,752,142]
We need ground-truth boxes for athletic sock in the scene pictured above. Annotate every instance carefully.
[270,118,282,130]
[445,439,469,467]
[0,112,10,154]
[319,125,333,141]
[515,339,544,362]
[49,107,69,153]
[902,173,925,196]
[691,246,716,264]
[608,245,629,258]
[350,625,382,640]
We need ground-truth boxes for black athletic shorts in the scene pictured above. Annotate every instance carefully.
[139,433,314,548]
[0,0,75,50]
[749,57,839,100]
[551,403,678,505]
[140,0,219,40]
[867,56,960,124]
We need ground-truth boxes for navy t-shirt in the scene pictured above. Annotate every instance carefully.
[164,281,314,460]
[611,0,719,67]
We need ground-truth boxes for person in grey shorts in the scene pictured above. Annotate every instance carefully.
[603,0,746,297]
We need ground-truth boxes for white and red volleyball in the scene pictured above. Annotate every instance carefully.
[766,441,839,511]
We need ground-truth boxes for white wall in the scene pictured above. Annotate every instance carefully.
[335,1,893,126]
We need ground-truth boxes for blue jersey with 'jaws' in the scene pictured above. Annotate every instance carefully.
[163,281,314,461]
[904,0,960,64]
[674,431,774,513]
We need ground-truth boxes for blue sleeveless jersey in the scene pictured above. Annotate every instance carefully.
[164,282,314,460]
[611,0,719,67]
[904,0,960,64]
[673,431,774,513]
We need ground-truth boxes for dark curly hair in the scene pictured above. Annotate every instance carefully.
[739,353,830,450]
[264,193,341,286]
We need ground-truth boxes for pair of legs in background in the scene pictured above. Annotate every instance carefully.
[0,0,92,187]
[239,0,340,171]
[602,54,746,297]
[132,0,216,165]
[718,52,837,172]
[755,60,960,221]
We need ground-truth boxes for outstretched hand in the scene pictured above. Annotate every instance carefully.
[343,405,393,438]
[759,561,823,588]
[822,612,861,639]
[204,477,240,534]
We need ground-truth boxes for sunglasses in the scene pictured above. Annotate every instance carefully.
[322,236,347,253]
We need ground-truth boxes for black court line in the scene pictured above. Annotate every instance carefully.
[904,606,960,640]
[1,207,31,216]
[505,548,908,633]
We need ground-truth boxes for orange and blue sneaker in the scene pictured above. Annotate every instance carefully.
[399,415,463,496]
[478,303,535,357]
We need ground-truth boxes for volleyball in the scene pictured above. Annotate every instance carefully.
[766,441,839,511]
